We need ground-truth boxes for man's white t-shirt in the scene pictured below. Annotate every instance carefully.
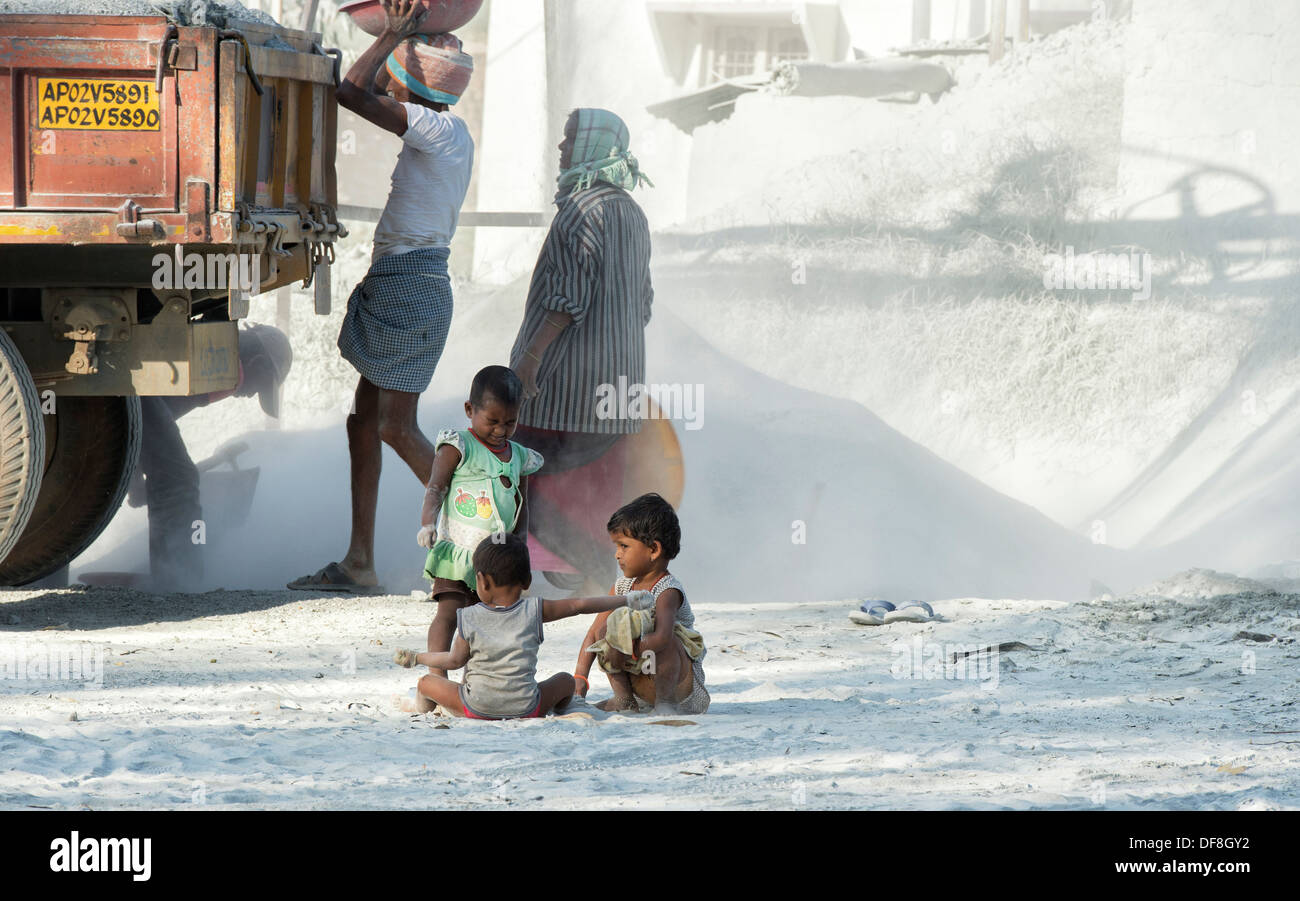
[372,103,474,263]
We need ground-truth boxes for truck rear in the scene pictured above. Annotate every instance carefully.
[0,10,344,584]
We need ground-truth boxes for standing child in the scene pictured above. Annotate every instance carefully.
[573,493,709,715]
[416,366,543,691]
[395,533,654,718]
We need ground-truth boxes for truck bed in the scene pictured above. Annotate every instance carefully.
[0,13,342,285]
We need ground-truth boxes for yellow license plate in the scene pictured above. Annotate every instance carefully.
[37,78,161,131]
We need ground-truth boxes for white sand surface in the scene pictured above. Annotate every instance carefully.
[2,574,1297,810]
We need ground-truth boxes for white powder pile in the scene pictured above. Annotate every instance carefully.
[0,0,277,27]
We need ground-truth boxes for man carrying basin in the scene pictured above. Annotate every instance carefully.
[290,0,476,594]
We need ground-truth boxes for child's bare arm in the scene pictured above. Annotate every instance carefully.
[543,591,653,623]
[637,588,683,654]
[406,633,470,671]
[572,614,606,696]
[572,585,617,694]
[420,444,462,528]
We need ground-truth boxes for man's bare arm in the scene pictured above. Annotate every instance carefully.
[336,0,426,136]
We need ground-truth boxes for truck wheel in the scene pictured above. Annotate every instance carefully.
[0,396,141,587]
[0,331,46,567]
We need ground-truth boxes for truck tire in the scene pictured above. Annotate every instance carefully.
[0,396,141,587]
[0,330,46,567]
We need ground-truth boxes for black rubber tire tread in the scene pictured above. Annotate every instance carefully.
[0,330,45,566]
[0,396,141,587]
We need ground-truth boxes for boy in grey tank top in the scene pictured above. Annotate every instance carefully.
[394,533,652,718]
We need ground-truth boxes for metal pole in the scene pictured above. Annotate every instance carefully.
[301,0,322,31]
[301,0,328,317]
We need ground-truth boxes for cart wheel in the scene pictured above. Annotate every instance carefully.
[542,571,584,592]
[0,396,141,587]
[0,330,46,568]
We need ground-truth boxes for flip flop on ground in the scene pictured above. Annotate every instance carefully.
[884,600,936,623]
[848,599,895,626]
[286,562,385,595]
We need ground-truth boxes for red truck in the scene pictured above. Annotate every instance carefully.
[0,10,344,584]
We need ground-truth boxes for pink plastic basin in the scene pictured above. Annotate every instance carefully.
[340,0,484,37]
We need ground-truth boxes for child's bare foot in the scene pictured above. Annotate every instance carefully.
[594,696,639,712]
[393,687,436,714]
[393,648,419,668]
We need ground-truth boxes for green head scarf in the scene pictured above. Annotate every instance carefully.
[556,108,654,202]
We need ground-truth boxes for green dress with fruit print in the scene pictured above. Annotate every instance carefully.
[423,429,545,589]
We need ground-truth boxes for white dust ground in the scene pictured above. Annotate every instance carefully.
[2,567,1298,810]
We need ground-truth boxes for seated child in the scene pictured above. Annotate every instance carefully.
[395,533,653,719]
[573,493,709,715]
[416,365,543,691]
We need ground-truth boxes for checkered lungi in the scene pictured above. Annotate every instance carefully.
[337,246,453,394]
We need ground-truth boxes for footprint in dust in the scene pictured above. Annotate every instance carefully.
[88,750,113,780]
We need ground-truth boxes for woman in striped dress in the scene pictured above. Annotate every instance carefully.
[509,108,656,595]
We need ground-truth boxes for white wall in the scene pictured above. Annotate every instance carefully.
[1118,0,1300,219]
[473,0,1107,270]
[547,0,694,228]
[472,0,553,283]
[838,0,915,54]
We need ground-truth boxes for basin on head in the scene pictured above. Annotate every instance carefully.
[340,0,484,38]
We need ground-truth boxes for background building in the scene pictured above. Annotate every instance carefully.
[472,0,1104,282]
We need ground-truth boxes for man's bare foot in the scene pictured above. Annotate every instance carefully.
[594,696,639,712]
[338,558,381,587]
[287,561,384,594]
